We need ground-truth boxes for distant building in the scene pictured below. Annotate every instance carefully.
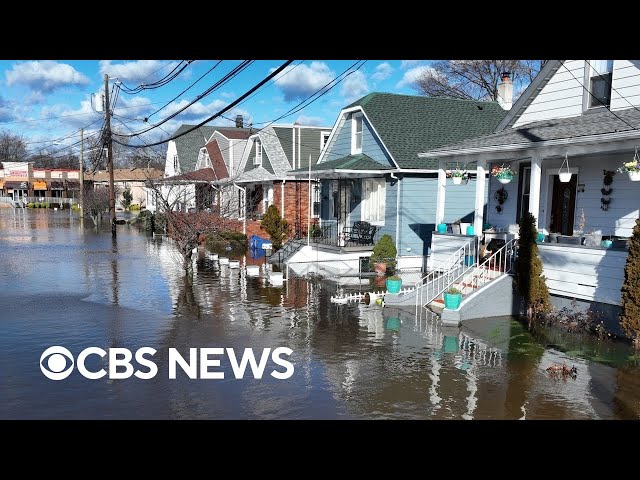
[85,167,163,210]
[0,161,80,206]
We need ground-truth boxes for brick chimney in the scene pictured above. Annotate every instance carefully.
[497,72,513,110]
[235,115,243,128]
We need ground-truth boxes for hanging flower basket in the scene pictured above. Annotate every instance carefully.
[559,172,572,183]
[558,153,572,183]
[491,164,516,185]
[447,167,468,185]
[618,147,640,182]
[452,176,463,185]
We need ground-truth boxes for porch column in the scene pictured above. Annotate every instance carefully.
[529,155,543,228]
[435,159,446,225]
[473,159,486,238]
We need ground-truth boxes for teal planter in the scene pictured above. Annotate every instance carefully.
[443,292,462,310]
[601,240,613,248]
[466,225,474,236]
[386,278,402,294]
[464,255,474,267]
[437,223,447,233]
[536,232,545,243]
[386,317,401,331]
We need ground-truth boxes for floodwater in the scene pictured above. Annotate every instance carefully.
[1,209,639,419]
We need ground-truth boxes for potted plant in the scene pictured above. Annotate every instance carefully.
[369,234,397,276]
[448,167,468,185]
[618,148,640,181]
[491,164,516,184]
[443,287,462,310]
[386,275,402,294]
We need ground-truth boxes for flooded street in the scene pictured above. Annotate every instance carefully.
[1,209,639,419]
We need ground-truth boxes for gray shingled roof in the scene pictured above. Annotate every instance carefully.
[172,124,253,173]
[290,154,392,174]
[259,126,291,176]
[345,92,506,169]
[235,166,279,183]
[424,106,640,156]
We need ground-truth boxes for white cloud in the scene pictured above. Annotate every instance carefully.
[272,61,335,102]
[114,95,155,118]
[5,61,90,93]
[401,60,422,69]
[162,98,228,120]
[220,91,235,99]
[396,66,433,88]
[371,62,393,81]
[41,98,102,130]
[340,71,369,102]
[99,60,179,83]
[0,95,17,122]
[295,115,326,126]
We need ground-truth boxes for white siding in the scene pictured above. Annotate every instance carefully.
[164,140,178,176]
[610,60,640,111]
[514,60,585,127]
[538,244,627,305]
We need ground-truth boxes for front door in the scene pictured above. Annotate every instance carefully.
[550,174,577,235]
[337,182,351,242]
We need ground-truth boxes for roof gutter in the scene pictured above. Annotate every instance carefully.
[418,129,640,159]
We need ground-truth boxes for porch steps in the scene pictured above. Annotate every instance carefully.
[269,239,306,265]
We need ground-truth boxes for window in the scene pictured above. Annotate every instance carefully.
[263,184,273,212]
[173,155,179,172]
[312,183,320,218]
[589,60,613,108]
[515,164,531,224]
[254,139,262,166]
[362,178,386,224]
[351,114,363,154]
[321,132,331,152]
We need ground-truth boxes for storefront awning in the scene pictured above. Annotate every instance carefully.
[4,181,29,190]
[33,180,47,190]
[50,181,64,190]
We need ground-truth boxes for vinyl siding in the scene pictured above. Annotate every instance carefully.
[610,60,640,111]
[273,127,293,167]
[244,141,275,175]
[397,176,438,256]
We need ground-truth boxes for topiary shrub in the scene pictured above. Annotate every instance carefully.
[620,218,640,349]
[260,204,289,249]
[514,212,551,324]
[26,202,34,208]
[153,212,167,233]
[370,234,397,271]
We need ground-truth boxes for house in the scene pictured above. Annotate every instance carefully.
[85,167,163,210]
[286,92,507,276]
[231,124,331,240]
[418,60,640,327]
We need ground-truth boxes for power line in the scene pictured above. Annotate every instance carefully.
[116,60,254,138]
[119,61,193,94]
[561,61,638,131]
[145,61,223,121]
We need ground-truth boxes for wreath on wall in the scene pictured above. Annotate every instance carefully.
[601,170,615,211]
[494,187,508,213]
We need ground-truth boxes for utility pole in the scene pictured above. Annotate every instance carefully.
[79,128,84,210]
[104,74,116,236]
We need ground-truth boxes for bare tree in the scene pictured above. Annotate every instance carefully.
[0,131,28,162]
[82,187,111,227]
[412,60,544,101]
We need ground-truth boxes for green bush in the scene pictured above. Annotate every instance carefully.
[71,203,81,211]
[260,204,289,249]
[447,287,461,294]
[135,210,154,231]
[130,204,141,211]
[515,212,551,322]
[42,202,50,209]
[620,218,640,349]
[153,212,167,232]
[370,234,397,270]
[27,202,35,208]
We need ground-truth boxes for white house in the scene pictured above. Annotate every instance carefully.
[418,60,640,329]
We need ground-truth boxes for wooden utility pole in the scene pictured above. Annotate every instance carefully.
[79,128,84,210]
[104,74,116,236]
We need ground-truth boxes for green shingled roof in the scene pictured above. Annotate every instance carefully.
[345,93,506,169]
[290,154,392,174]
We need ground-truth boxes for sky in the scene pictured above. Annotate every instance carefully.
[0,59,435,156]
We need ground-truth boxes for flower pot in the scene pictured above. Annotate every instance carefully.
[559,172,572,183]
[557,235,582,245]
[536,232,546,243]
[497,176,512,184]
[437,223,447,233]
[229,260,240,269]
[601,240,613,248]
[628,171,640,182]
[452,176,463,185]
[466,225,474,236]
[386,278,402,294]
[443,292,462,310]
[374,262,387,276]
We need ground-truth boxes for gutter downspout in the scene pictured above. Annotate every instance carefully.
[390,173,401,267]
[232,182,246,235]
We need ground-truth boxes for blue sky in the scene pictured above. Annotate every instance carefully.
[0,59,434,154]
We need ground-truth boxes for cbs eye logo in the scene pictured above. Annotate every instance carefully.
[40,346,75,380]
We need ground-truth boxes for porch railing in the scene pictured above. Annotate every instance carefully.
[414,239,477,315]
[25,196,77,205]
[310,224,377,247]
[462,239,517,290]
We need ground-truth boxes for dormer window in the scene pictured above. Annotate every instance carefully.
[351,114,363,154]
[588,60,613,109]
[254,138,262,166]
[321,131,331,151]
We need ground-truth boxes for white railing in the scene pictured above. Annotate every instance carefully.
[414,239,477,314]
[462,239,516,291]
[0,196,15,204]
[25,197,77,205]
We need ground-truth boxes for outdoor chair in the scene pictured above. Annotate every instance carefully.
[343,221,378,245]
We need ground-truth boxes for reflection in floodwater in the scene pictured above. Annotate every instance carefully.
[0,209,639,419]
